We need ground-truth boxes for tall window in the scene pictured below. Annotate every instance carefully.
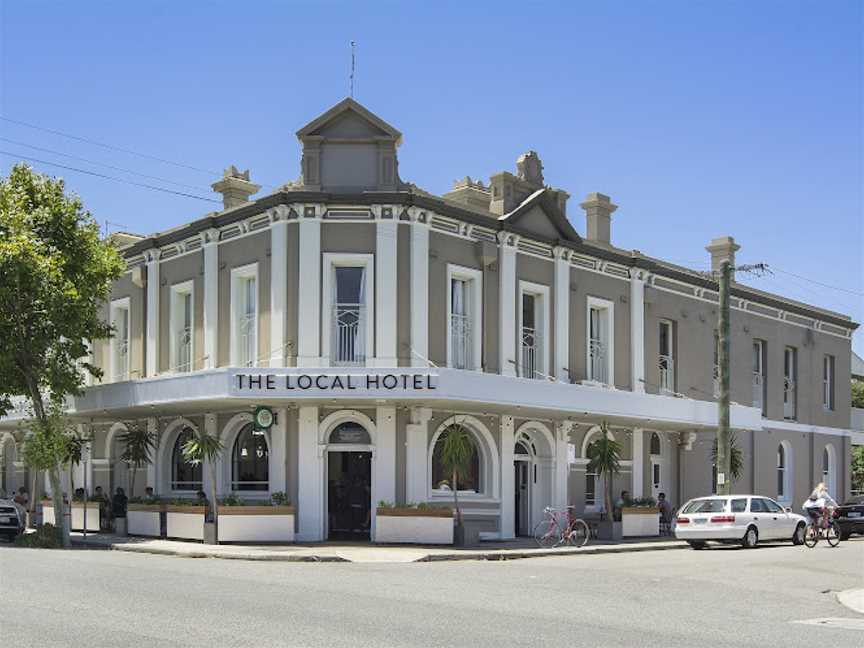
[783,347,797,420]
[752,340,766,414]
[171,428,202,491]
[658,320,675,393]
[776,444,786,500]
[110,299,130,382]
[587,298,613,385]
[447,265,482,371]
[170,282,194,373]
[332,266,366,366]
[519,282,549,379]
[231,264,258,367]
[431,427,481,493]
[822,355,835,411]
[232,424,269,491]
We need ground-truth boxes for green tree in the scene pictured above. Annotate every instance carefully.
[62,432,90,497]
[711,432,744,483]
[119,423,156,498]
[586,421,622,519]
[182,426,224,526]
[0,164,125,547]
[438,423,474,529]
[852,380,864,409]
[852,445,864,493]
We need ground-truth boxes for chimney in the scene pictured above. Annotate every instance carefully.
[705,236,740,273]
[211,166,260,210]
[580,192,618,245]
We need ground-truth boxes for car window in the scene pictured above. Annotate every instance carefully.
[681,499,727,514]
[731,498,747,513]
[764,499,784,513]
[749,498,766,513]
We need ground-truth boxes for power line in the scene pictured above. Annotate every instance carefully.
[0,137,212,193]
[769,266,864,298]
[0,151,221,204]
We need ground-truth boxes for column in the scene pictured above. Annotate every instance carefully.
[374,220,398,366]
[205,414,220,496]
[405,407,432,504]
[631,428,644,497]
[498,234,517,377]
[375,406,396,506]
[553,248,570,382]
[296,406,323,540]
[554,420,572,510]
[297,218,321,367]
[499,415,515,539]
[203,228,219,369]
[270,408,287,492]
[410,219,429,367]
[630,271,647,393]
[270,219,289,367]
[146,417,158,492]
[145,249,161,376]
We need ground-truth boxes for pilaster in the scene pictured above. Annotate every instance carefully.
[145,249,161,377]
[270,408,288,492]
[405,407,432,504]
[297,214,321,367]
[269,214,289,367]
[146,417,158,492]
[499,415,516,539]
[554,420,573,510]
[375,406,397,507]
[202,228,219,370]
[296,406,323,540]
[409,214,430,367]
[498,233,518,377]
[553,247,570,382]
[631,428,644,497]
[374,218,398,366]
[630,270,647,393]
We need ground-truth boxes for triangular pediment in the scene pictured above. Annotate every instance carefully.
[501,190,581,242]
[296,97,402,144]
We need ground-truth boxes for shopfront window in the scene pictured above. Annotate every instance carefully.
[171,427,202,491]
[431,426,481,492]
[232,424,269,491]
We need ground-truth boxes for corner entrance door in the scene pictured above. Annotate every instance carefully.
[514,461,531,536]
[327,451,371,541]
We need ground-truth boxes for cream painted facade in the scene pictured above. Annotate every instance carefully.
[0,98,858,542]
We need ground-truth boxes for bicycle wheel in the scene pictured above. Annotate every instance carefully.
[533,518,561,548]
[803,523,818,548]
[567,519,590,547]
[826,522,841,547]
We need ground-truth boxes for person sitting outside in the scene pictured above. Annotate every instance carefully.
[613,490,630,522]
[112,488,128,520]
[196,490,212,522]
[657,493,673,535]
[93,486,111,531]
[802,482,837,530]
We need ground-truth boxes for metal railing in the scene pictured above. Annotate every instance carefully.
[589,338,607,384]
[113,339,129,381]
[783,378,796,419]
[175,327,192,373]
[333,303,365,366]
[450,313,473,370]
[752,372,764,411]
[238,312,256,367]
[658,354,675,393]
[521,326,540,379]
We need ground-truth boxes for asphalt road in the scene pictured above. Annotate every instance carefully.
[1,539,862,647]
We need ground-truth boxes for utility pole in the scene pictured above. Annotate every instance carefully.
[716,260,732,495]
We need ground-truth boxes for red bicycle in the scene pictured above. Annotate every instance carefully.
[533,506,590,547]
[803,506,840,548]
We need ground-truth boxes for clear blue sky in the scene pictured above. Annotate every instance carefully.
[2,1,862,352]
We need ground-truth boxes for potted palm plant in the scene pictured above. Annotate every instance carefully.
[438,423,474,546]
[182,426,223,544]
[587,421,623,540]
[120,423,157,536]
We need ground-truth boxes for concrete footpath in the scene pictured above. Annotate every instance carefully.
[70,532,686,563]
[836,589,864,615]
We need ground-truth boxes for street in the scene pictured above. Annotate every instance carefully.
[1,540,862,647]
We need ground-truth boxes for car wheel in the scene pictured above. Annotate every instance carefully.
[792,523,806,545]
[687,541,707,550]
[741,526,758,549]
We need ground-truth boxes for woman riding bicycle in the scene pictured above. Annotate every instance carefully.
[801,482,837,529]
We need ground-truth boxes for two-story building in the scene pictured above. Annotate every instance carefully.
[0,98,857,542]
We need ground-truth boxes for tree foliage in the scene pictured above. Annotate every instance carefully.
[711,432,744,482]
[182,426,224,525]
[438,423,474,526]
[120,423,157,497]
[852,445,864,493]
[852,380,864,409]
[586,421,622,518]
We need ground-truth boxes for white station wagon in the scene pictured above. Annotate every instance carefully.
[675,495,807,549]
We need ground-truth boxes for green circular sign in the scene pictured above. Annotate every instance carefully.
[254,406,274,430]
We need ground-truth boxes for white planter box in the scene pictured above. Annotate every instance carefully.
[218,508,295,543]
[622,508,660,537]
[375,510,454,545]
[128,508,162,537]
[41,502,100,531]
[165,508,205,540]
[41,503,55,526]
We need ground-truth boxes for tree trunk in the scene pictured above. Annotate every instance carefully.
[48,464,70,547]
[452,468,460,526]
[129,464,136,499]
[604,470,614,522]
[209,462,218,528]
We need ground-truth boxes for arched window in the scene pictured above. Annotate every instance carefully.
[776,444,786,500]
[329,422,371,445]
[232,423,269,491]
[650,432,661,455]
[431,426,481,493]
[171,427,202,491]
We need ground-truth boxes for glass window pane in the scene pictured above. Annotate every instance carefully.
[731,498,747,513]
[172,428,202,491]
[431,428,480,492]
[336,267,364,304]
[232,424,269,491]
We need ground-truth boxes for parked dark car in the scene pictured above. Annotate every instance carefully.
[0,499,25,541]
[833,495,864,540]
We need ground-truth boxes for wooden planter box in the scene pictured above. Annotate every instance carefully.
[165,506,206,541]
[42,501,101,532]
[127,504,163,537]
[217,506,295,543]
[621,507,660,537]
[374,507,454,545]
